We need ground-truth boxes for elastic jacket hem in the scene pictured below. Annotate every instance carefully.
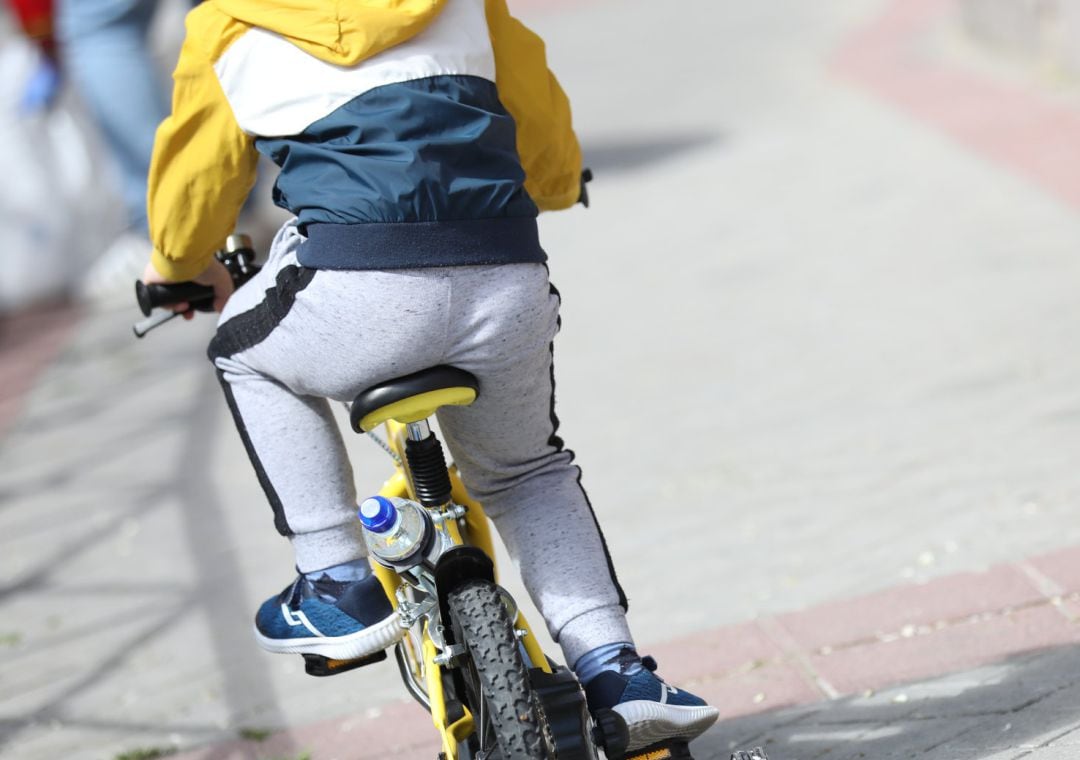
[297,217,546,270]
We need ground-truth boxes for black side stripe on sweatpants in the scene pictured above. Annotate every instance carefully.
[215,368,293,537]
[208,264,317,537]
[207,264,316,361]
[546,281,629,611]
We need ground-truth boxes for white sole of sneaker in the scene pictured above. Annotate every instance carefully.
[612,701,720,751]
[253,612,404,660]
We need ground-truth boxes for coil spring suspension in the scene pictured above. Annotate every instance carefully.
[405,434,453,506]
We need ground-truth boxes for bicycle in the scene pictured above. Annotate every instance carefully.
[133,237,769,760]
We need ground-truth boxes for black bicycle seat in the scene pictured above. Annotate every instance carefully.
[350,365,480,433]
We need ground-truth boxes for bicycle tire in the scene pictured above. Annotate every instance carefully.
[447,580,547,760]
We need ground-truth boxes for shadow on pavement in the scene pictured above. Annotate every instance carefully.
[695,645,1080,760]
[581,131,722,175]
[0,315,295,758]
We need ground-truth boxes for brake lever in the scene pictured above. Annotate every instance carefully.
[132,309,185,339]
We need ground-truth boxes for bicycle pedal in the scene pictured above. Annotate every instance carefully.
[730,748,769,760]
[621,740,694,760]
[302,649,388,677]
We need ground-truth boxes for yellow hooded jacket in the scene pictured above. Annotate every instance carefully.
[148,0,582,280]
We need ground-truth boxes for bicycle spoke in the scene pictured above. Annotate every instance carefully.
[478,680,489,759]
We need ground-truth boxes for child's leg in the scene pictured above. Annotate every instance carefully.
[210,227,366,573]
[212,367,365,572]
[207,222,450,658]
[436,266,718,748]
[435,268,630,666]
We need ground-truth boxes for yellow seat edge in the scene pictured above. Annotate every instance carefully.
[358,387,477,432]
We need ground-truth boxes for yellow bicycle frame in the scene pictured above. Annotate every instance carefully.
[371,420,551,760]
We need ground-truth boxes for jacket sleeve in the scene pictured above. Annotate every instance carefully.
[485,0,582,211]
[147,15,258,281]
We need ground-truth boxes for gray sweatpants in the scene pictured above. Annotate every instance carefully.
[210,221,631,664]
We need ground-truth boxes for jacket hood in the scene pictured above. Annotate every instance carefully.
[211,0,449,66]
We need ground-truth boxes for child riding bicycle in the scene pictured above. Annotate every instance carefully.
[141,0,719,751]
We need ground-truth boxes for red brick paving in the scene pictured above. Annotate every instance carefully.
[173,700,437,760]
[1027,545,1080,595]
[772,563,1045,653]
[693,656,822,720]
[0,302,79,439]
[648,620,822,718]
[809,603,1080,697]
[649,620,782,684]
[831,0,1080,210]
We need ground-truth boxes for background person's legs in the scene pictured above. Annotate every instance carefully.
[57,0,168,235]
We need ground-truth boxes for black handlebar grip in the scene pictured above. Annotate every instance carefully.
[135,280,215,317]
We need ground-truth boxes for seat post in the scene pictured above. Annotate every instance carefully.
[406,419,432,442]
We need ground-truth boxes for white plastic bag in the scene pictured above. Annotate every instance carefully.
[0,37,122,313]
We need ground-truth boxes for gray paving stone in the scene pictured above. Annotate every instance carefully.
[697,648,1080,760]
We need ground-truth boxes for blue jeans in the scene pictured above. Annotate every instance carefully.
[57,0,186,234]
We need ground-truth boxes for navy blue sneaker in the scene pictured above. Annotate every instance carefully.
[585,653,719,751]
[254,573,403,659]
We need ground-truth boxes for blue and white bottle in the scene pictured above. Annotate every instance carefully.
[358,495,431,566]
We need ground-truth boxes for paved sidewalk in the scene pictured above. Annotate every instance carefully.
[159,545,1080,760]
[2,0,1080,759]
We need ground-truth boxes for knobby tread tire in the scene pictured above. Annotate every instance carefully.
[448,581,546,760]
